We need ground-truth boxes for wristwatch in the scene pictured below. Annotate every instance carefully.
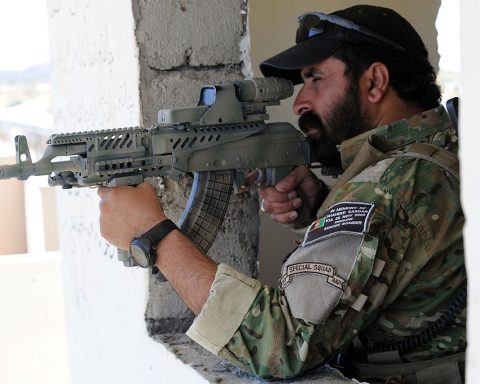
[129,219,178,268]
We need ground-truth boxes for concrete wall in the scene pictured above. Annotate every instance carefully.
[0,252,69,384]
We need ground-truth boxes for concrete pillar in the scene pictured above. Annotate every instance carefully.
[47,0,258,382]
[132,0,258,335]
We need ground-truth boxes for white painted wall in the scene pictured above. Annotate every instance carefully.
[460,1,480,382]
[0,253,69,384]
[47,1,206,382]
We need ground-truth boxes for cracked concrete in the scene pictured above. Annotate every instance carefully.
[133,0,244,71]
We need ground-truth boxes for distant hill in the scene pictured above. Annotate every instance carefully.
[0,63,50,83]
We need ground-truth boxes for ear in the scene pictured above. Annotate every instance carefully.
[361,62,390,104]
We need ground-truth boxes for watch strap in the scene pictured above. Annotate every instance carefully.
[147,219,178,275]
[144,219,178,248]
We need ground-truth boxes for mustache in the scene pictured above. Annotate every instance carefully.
[298,111,324,136]
[297,110,342,167]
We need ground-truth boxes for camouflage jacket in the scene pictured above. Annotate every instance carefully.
[186,106,466,379]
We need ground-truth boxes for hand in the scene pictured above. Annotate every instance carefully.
[246,166,326,225]
[97,183,167,250]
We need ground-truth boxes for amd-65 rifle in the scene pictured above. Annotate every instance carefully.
[0,77,310,268]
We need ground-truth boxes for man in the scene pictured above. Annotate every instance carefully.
[98,5,466,383]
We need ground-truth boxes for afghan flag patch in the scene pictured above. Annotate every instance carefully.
[303,201,375,247]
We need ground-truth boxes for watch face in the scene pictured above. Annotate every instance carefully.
[129,242,151,268]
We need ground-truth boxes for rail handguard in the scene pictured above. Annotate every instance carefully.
[0,77,310,268]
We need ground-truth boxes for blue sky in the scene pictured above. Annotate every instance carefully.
[0,0,50,70]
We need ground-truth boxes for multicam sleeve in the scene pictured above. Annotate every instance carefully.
[186,264,327,378]
[188,172,413,379]
[217,233,382,379]
[186,264,263,355]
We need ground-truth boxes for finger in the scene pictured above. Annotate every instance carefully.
[262,197,303,215]
[259,186,292,203]
[97,186,109,198]
[275,166,311,193]
[244,169,260,187]
[271,210,299,224]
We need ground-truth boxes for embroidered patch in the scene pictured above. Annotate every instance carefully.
[281,232,368,324]
[280,262,346,290]
[303,201,375,246]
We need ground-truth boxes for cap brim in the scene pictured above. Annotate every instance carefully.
[260,37,344,84]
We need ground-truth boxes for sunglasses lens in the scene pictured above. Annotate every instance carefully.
[297,14,325,43]
[296,12,405,52]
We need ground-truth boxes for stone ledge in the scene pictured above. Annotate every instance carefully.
[154,333,360,383]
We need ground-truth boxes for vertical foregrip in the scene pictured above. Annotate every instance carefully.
[178,170,234,254]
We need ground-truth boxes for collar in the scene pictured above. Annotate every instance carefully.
[338,106,454,170]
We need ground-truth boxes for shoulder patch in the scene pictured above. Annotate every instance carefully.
[281,232,370,324]
[303,201,375,247]
[280,262,346,290]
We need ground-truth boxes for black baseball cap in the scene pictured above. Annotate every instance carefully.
[260,5,428,84]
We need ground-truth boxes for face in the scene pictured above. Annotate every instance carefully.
[293,57,372,167]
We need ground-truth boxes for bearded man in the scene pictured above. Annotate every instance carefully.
[98,5,466,383]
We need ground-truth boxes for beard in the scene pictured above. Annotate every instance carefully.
[298,80,371,168]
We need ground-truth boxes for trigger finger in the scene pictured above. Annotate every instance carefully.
[244,169,260,187]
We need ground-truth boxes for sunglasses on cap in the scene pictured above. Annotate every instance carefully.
[296,12,406,53]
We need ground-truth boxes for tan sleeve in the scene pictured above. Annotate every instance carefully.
[186,263,262,355]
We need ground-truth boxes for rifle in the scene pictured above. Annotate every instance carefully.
[0,77,310,268]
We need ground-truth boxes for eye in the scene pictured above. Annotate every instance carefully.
[311,76,324,87]
[310,73,324,82]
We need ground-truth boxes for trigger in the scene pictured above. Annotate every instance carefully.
[233,172,245,193]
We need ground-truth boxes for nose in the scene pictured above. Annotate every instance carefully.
[293,86,312,115]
